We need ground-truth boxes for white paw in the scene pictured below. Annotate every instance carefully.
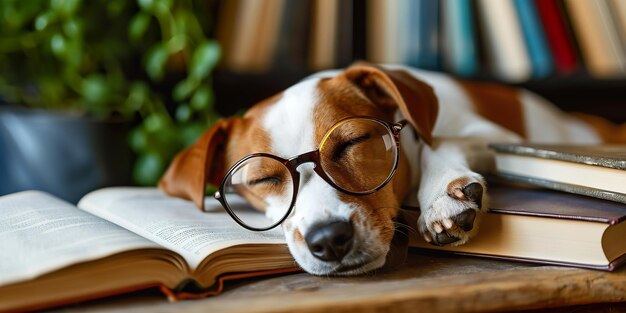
[418,175,486,246]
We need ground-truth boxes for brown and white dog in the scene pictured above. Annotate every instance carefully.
[159,63,626,275]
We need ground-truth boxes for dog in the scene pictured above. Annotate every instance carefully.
[159,63,626,276]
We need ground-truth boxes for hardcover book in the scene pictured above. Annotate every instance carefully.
[490,143,626,204]
[0,189,298,313]
[407,184,626,271]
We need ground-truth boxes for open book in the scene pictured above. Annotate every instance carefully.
[0,188,297,313]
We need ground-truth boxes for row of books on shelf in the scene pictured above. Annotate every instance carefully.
[1,143,625,311]
[214,0,626,82]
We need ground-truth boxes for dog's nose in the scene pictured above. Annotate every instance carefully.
[305,221,354,262]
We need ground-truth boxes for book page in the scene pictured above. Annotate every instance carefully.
[78,188,286,270]
[0,191,159,287]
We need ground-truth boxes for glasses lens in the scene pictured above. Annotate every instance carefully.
[222,155,294,230]
[320,118,398,193]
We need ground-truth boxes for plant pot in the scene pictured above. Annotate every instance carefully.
[0,106,134,203]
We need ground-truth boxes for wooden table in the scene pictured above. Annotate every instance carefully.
[55,250,626,313]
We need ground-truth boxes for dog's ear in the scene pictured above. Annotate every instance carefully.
[342,63,439,145]
[159,118,237,211]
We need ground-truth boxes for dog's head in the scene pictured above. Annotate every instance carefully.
[159,63,438,275]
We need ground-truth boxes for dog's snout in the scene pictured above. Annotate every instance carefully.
[305,221,354,262]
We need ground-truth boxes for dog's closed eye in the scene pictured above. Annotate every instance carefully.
[331,133,371,161]
[248,175,283,186]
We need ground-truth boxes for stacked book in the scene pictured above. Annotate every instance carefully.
[409,144,626,271]
[214,0,626,81]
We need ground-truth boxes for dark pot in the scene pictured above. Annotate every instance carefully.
[0,106,134,203]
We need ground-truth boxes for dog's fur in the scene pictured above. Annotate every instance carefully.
[160,63,626,276]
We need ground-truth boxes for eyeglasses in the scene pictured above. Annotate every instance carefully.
[213,116,407,231]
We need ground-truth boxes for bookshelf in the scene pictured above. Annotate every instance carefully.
[210,0,626,123]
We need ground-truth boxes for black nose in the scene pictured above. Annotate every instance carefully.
[305,221,354,262]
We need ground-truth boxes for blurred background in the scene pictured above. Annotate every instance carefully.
[1,0,625,203]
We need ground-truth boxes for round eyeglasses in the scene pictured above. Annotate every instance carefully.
[213,116,407,231]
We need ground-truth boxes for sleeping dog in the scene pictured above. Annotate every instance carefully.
[159,63,626,275]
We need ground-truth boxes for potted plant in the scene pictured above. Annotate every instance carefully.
[0,0,220,202]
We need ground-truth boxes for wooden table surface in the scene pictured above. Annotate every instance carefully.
[55,250,626,313]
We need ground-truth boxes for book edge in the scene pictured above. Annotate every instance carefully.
[409,247,625,272]
[489,144,626,170]
[5,267,302,313]
[493,173,626,222]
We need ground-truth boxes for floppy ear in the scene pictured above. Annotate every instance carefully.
[341,63,439,145]
[158,118,236,211]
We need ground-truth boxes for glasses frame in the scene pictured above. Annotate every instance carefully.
[214,116,408,231]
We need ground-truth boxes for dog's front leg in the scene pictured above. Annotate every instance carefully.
[416,138,496,246]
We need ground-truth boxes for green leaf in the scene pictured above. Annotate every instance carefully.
[133,153,165,186]
[190,85,213,111]
[138,0,155,12]
[175,104,192,122]
[205,185,217,196]
[129,127,147,152]
[50,33,67,57]
[63,19,82,38]
[166,34,186,53]
[141,127,180,162]
[144,113,169,133]
[190,40,220,80]
[172,77,198,101]
[144,44,168,80]
[51,0,81,17]
[154,0,172,15]
[64,39,82,68]
[107,0,126,15]
[180,122,207,147]
[129,13,150,42]
[126,81,150,110]
[81,74,109,104]
[35,12,55,31]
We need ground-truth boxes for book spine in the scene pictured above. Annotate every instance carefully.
[273,0,309,69]
[352,0,367,61]
[396,0,411,65]
[404,0,421,66]
[215,0,239,69]
[366,0,387,63]
[442,0,477,77]
[595,0,626,74]
[564,0,626,77]
[410,0,441,70]
[513,0,553,78]
[336,0,354,67]
[309,0,339,70]
[251,0,286,72]
[228,0,266,72]
[534,0,578,74]
[384,0,402,64]
[476,0,531,82]
[609,0,626,57]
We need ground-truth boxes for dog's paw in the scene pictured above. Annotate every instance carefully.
[418,177,486,246]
